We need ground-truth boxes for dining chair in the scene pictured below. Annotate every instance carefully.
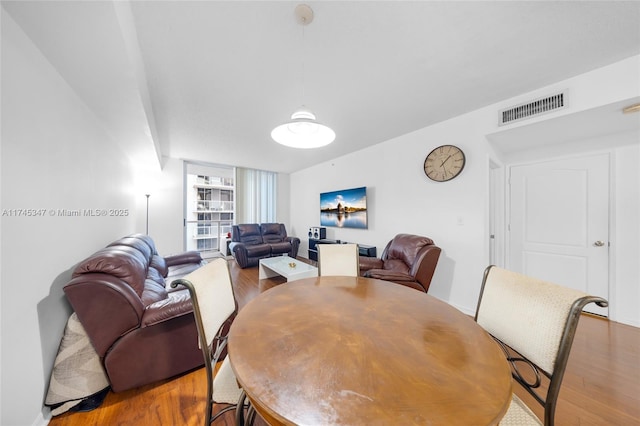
[170,258,244,425]
[318,243,360,276]
[474,265,608,426]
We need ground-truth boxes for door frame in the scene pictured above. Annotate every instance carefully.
[488,156,505,267]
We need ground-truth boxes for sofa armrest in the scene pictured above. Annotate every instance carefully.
[164,251,203,267]
[228,241,242,254]
[411,245,442,293]
[141,289,193,327]
[286,236,301,258]
[229,242,249,268]
[63,273,145,357]
[362,269,428,293]
[363,269,415,282]
[358,256,384,272]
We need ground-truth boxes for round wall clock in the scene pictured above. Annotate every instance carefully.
[423,145,466,182]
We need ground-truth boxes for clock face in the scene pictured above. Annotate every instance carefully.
[424,145,466,182]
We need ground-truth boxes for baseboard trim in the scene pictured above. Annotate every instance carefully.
[32,410,49,426]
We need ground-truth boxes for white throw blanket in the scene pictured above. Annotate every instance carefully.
[45,313,110,416]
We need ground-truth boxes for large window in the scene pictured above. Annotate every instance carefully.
[184,162,277,259]
[184,162,235,258]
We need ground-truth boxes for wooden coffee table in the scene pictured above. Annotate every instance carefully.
[228,276,512,425]
[258,256,318,282]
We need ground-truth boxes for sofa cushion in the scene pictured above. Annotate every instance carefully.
[108,237,153,260]
[387,234,434,267]
[383,258,411,274]
[141,278,169,306]
[235,223,264,245]
[270,241,292,254]
[244,244,272,257]
[260,223,285,243]
[73,246,148,297]
[134,234,159,255]
[142,268,168,306]
[146,264,166,287]
[150,254,169,277]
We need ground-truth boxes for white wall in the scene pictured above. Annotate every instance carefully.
[290,56,640,326]
[143,157,184,254]
[0,12,147,425]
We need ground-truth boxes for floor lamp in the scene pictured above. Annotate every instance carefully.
[145,194,150,235]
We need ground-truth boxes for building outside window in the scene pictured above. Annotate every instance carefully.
[185,163,235,258]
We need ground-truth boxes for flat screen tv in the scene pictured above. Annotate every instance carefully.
[320,186,367,229]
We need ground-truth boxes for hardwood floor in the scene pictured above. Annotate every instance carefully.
[49,258,640,426]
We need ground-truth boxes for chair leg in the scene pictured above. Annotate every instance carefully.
[235,391,247,426]
[246,406,257,425]
[234,390,258,426]
[205,399,212,426]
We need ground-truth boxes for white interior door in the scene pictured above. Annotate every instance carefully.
[508,154,609,316]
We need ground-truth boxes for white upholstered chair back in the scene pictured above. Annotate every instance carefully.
[476,266,587,373]
[171,258,242,425]
[475,266,608,426]
[318,243,360,277]
[179,258,236,348]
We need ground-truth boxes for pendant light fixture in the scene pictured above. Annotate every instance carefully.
[271,4,335,149]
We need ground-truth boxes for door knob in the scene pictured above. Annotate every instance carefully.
[593,240,606,247]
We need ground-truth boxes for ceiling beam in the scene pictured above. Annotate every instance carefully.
[113,0,163,169]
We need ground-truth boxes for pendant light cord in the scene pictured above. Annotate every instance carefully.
[270,4,335,148]
[301,16,306,102]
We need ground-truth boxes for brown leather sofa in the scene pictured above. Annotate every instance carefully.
[358,233,441,293]
[229,223,300,268]
[63,234,211,392]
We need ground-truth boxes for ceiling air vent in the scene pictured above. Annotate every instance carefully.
[499,92,566,126]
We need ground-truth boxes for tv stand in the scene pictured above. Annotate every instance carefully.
[308,238,377,262]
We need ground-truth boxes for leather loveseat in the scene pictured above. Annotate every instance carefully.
[358,233,441,293]
[63,234,213,392]
[229,223,300,268]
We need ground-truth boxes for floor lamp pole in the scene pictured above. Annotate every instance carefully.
[145,194,150,235]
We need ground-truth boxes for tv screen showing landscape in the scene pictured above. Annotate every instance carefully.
[320,186,367,229]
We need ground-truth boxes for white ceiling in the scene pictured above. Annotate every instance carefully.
[3,1,640,173]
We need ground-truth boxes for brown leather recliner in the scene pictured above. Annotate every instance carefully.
[358,234,441,293]
[63,234,210,392]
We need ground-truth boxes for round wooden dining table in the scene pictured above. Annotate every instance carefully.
[228,276,512,425]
